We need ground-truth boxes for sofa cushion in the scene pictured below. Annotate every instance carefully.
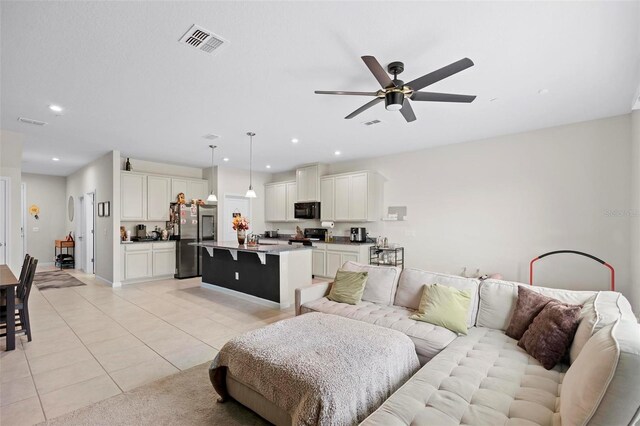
[394,268,479,327]
[300,298,457,362]
[361,327,565,426]
[410,284,471,335]
[518,301,582,370]
[505,286,554,340]
[327,269,368,304]
[561,319,640,426]
[341,261,401,306]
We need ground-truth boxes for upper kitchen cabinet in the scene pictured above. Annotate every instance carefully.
[320,171,382,222]
[121,172,147,220]
[171,178,208,202]
[147,175,171,221]
[296,164,327,202]
[265,181,297,222]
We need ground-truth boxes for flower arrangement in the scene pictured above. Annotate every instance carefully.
[232,215,249,231]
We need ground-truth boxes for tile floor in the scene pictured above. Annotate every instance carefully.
[0,268,302,425]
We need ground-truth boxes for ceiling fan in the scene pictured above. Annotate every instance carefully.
[315,56,476,122]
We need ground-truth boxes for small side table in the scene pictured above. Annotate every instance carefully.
[55,240,75,270]
[370,246,404,269]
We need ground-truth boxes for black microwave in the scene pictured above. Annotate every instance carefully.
[294,202,321,219]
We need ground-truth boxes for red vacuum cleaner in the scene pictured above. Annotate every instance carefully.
[529,250,615,291]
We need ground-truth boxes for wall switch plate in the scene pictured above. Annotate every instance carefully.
[235,272,239,280]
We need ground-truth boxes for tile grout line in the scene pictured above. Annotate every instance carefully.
[67,274,217,372]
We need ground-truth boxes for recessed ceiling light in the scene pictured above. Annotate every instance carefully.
[291,138,299,144]
[52,157,60,161]
[49,104,63,112]
[538,89,549,95]
[334,151,341,156]
[223,157,229,162]
[266,165,271,169]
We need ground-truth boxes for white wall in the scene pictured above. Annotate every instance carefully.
[216,167,269,241]
[0,130,24,274]
[21,173,67,265]
[630,110,640,312]
[120,157,203,179]
[66,151,120,284]
[270,115,634,305]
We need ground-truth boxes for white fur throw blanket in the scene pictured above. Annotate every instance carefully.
[210,312,419,426]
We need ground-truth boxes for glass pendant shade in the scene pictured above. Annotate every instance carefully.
[207,145,218,203]
[246,132,257,199]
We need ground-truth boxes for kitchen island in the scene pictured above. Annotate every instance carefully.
[192,241,312,309]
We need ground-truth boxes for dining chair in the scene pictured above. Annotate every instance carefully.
[1,257,38,343]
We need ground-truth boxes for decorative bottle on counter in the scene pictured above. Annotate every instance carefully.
[125,158,132,171]
[237,229,246,245]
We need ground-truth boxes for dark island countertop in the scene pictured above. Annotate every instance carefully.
[190,241,312,254]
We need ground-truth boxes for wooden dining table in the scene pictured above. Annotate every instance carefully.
[0,264,20,351]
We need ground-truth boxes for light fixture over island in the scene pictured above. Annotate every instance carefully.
[192,241,312,309]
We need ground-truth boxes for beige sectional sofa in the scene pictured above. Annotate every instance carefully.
[295,262,640,426]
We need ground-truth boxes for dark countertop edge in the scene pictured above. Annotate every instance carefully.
[190,241,312,254]
[121,240,176,244]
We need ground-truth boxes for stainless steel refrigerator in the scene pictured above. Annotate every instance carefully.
[172,203,216,279]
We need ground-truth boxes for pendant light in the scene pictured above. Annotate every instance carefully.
[206,145,218,203]
[245,132,257,198]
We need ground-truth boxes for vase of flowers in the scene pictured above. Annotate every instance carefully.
[232,215,249,245]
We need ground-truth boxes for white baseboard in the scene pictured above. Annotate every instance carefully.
[95,275,114,286]
[201,282,286,309]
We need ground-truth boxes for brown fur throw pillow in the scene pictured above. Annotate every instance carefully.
[518,300,582,369]
[506,286,553,340]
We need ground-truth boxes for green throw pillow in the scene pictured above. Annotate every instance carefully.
[410,283,471,335]
[327,269,368,305]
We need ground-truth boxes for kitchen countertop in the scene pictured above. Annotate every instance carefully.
[260,234,375,245]
[191,241,312,254]
[121,240,175,244]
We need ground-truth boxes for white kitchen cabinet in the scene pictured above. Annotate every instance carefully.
[152,244,176,277]
[171,178,188,202]
[120,241,176,284]
[123,244,153,280]
[147,176,171,221]
[320,177,334,221]
[187,179,208,201]
[311,242,374,279]
[285,181,298,221]
[312,247,326,277]
[121,172,147,220]
[265,181,297,222]
[334,175,350,221]
[296,164,327,202]
[319,171,382,222]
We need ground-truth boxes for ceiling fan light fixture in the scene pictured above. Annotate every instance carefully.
[385,92,404,111]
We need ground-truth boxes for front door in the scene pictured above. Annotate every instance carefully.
[223,196,250,242]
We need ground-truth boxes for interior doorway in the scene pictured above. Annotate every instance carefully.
[84,192,95,273]
[0,178,8,265]
[21,182,27,258]
[223,195,251,242]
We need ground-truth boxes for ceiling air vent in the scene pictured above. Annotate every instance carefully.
[18,117,47,126]
[203,133,220,140]
[362,119,382,126]
[179,24,228,54]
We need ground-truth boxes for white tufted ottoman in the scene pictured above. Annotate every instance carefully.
[210,312,420,426]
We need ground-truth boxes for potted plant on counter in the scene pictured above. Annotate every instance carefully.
[232,216,250,245]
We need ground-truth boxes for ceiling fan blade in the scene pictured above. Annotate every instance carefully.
[345,97,383,119]
[411,92,476,103]
[399,99,416,122]
[314,90,378,96]
[361,56,395,89]
[406,58,474,91]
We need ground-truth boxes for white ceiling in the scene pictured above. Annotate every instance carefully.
[2,1,639,176]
